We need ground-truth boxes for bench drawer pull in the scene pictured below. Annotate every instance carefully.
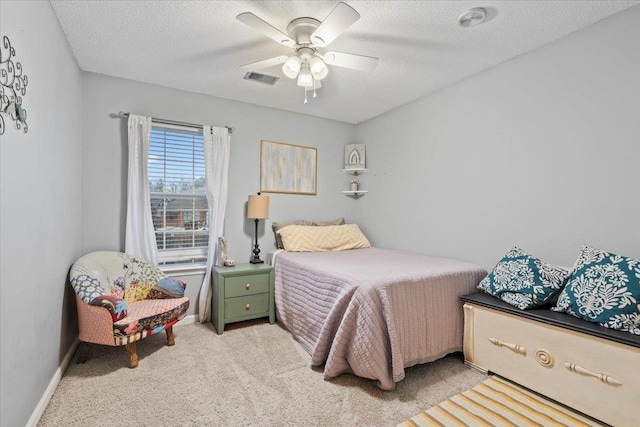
[564,362,622,386]
[488,337,526,355]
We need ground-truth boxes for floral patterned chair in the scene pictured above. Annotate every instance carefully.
[70,251,190,368]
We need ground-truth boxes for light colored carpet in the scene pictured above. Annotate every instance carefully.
[398,376,606,427]
[38,320,486,426]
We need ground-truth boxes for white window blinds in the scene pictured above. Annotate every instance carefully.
[148,124,208,265]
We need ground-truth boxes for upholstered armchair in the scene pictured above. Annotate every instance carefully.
[70,251,190,368]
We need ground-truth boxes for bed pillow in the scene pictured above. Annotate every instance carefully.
[314,217,346,226]
[478,247,570,309]
[278,224,370,252]
[552,246,640,335]
[272,217,345,249]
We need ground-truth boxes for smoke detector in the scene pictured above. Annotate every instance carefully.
[458,8,487,27]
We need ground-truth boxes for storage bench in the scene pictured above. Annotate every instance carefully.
[462,292,640,426]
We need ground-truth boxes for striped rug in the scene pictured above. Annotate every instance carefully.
[398,376,606,427]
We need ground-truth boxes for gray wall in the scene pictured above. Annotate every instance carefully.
[81,73,356,315]
[355,6,640,269]
[0,2,83,426]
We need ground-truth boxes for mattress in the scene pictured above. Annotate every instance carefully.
[273,247,487,390]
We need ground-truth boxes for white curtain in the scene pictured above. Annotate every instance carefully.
[198,125,230,322]
[125,115,158,264]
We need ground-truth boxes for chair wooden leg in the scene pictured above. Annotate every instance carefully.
[76,343,91,364]
[166,326,175,346]
[125,342,138,368]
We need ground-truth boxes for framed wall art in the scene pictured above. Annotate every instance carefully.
[344,144,365,170]
[260,140,317,195]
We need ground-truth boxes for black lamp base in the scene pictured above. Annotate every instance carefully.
[250,219,263,264]
[250,244,263,263]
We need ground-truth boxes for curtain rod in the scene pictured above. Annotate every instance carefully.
[116,111,233,134]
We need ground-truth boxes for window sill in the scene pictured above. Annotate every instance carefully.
[160,264,207,277]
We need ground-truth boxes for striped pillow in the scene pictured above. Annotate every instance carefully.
[278,224,371,252]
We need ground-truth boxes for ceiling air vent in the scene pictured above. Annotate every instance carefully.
[243,72,279,86]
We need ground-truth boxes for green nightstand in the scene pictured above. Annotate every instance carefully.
[212,263,275,335]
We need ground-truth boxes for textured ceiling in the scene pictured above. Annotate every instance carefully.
[50,0,640,124]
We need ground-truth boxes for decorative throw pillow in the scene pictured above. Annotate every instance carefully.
[552,246,640,335]
[149,277,187,299]
[124,283,154,304]
[278,223,370,252]
[272,217,345,249]
[478,247,570,309]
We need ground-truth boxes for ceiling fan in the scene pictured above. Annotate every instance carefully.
[237,2,378,103]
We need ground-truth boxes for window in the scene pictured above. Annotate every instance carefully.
[148,124,208,265]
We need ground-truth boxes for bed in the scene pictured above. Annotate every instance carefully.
[272,246,487,390]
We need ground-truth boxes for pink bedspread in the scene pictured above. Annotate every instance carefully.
[274,247,487,390]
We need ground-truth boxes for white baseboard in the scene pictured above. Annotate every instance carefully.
[177,314,198,326]
[26,337,80,427]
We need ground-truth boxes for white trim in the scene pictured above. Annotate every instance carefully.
[160,264,206,276]
[26,337,80,427]
[176,314,198,326]
[158,248,208,265]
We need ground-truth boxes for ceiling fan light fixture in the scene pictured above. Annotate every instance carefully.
[309,56,328,80]
[237,2,378,104]
[282,55,302,78]
[297,63,313,87]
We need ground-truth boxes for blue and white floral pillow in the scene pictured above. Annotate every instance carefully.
[478,247,570,309]
[552,246,640,335]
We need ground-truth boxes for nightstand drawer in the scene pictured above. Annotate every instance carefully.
[224,274,270,298]
[224,293,269,320]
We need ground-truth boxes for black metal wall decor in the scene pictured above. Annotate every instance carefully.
[0,36,28,135]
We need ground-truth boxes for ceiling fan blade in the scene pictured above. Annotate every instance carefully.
[322,52,378,72]
[237,12,295,47]
[310,2,360,47]
[240,56,289,72]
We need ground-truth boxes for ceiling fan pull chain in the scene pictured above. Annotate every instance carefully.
[304,87,308,104]
[313,78,317,98]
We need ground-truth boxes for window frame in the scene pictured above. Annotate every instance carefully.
[148,122,209,267]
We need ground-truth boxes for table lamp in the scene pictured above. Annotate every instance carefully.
[247,193,269,264]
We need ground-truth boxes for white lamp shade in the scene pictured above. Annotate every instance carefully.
[247,194,269,219]
[282,55,302,79]
[309,56,328,80]
[297,63,313,87]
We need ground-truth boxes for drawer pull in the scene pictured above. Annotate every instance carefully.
[245,283,251,290]
[488,338,526,355]
[245,303,251,311]
[564,362,623,386]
